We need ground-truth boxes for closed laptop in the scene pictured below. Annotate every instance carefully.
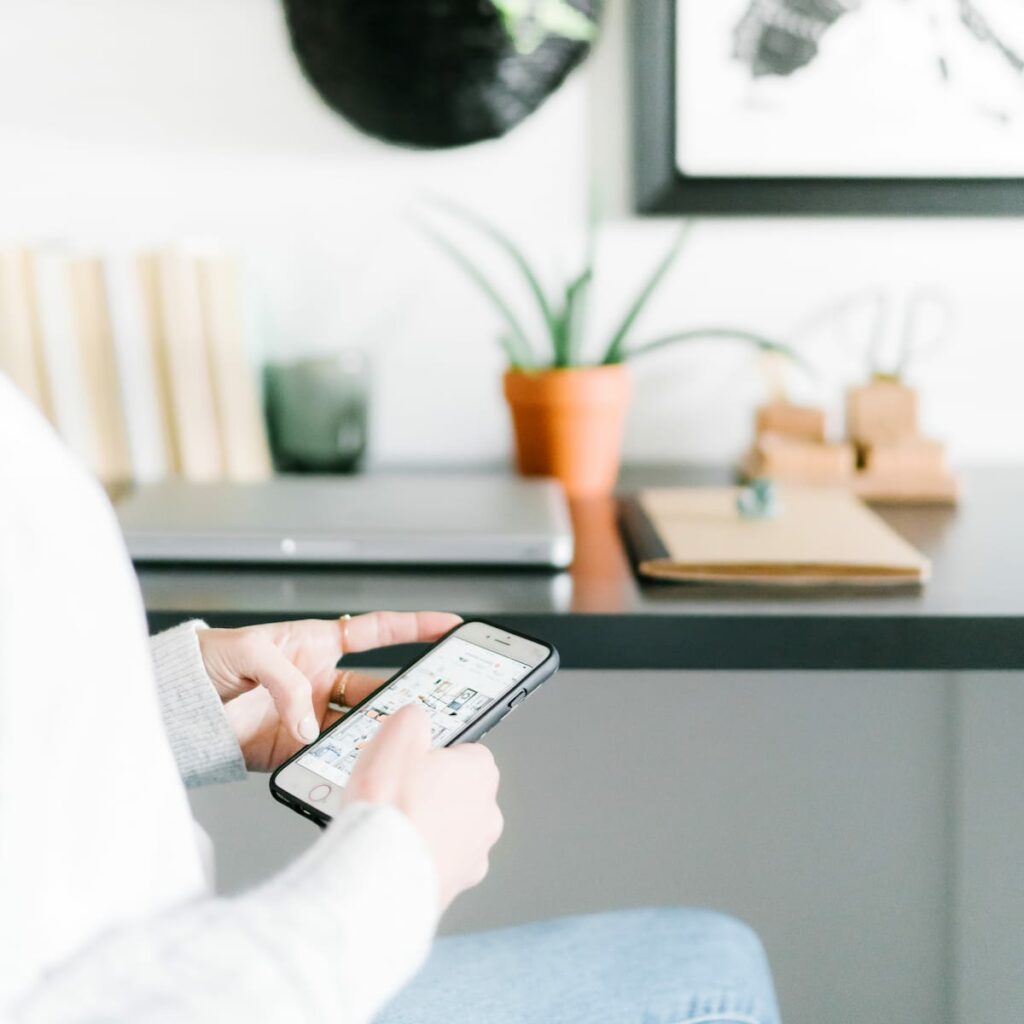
[116,476,574,569]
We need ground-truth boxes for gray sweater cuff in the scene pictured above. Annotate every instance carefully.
[149,621,247,788]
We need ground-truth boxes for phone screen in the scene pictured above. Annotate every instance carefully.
[296,635,533,788]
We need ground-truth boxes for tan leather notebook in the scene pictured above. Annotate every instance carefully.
[619,485,930,586]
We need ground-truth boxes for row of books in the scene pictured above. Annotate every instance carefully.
[0,244,272,484]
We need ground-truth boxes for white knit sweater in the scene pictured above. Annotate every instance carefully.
[0,376,439,1022]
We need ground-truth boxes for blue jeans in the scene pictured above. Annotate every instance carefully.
[378,907,780,1024]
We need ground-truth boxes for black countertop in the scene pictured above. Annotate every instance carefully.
[141,467,1024,671]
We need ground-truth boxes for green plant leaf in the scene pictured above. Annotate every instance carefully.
[497,334,525,370]
[600,222,693,366]
[549,309,570,368]
[563,266,593,368]
[622,327,816,378]
[416,219,536,369]
[564,188,600,366]
[549,265,593,369]
[428,197,558,346]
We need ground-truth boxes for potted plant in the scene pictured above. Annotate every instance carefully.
[421,202,801,498]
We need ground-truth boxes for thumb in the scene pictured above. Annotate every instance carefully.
[244,640,319,745]
[348,704,431,801]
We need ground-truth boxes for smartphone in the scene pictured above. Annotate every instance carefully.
[270,619,559,825]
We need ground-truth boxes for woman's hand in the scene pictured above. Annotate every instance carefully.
[197,611,461,772]
[345,703,503,911]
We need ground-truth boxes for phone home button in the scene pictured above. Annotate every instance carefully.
[309,784,331,802]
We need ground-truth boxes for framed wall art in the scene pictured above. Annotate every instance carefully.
[634,0,1024,215]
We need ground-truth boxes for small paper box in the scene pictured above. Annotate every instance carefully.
[854,472,960,505]
[863,439,948,478]
[847,381,919,447]
[755,402,826,443]
[753,436,855,484]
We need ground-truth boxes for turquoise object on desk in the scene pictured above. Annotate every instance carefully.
[737,479,781,521]
[264,353,368,473]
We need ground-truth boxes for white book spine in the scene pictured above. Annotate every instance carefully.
[0,248,49,415]
[104,254,169,482]
[32,250,99,472]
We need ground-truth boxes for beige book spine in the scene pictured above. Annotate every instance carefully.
[195,254,272,481]
[153,249,224,481]
[137,254,181,474]
[69,256,132,483]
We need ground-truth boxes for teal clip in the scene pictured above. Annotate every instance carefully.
[737,479,781,521]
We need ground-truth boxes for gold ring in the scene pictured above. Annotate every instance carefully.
[330,671,349,707]
[339,613,352,655]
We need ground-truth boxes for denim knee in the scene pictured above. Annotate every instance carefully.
[616,907,779,1024]
[380,907,780,1024]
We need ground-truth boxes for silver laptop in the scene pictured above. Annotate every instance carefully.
[116,476,574,568]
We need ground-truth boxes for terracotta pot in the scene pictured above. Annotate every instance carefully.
[503,364,631,499]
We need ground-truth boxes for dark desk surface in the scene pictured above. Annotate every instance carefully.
[141,466,1024,671]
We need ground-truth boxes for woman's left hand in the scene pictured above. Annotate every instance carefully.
[197,611,462,772]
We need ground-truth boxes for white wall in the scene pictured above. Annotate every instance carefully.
[2,0,1023,468]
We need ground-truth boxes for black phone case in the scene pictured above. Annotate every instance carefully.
[269,618,559,828]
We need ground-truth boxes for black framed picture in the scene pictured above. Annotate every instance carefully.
[634,0,1024,215]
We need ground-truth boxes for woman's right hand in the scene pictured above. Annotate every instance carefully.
[344,704,504,912]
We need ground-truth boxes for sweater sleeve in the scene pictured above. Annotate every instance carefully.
[0,380,441,1024]
[10,803,440,1024]
[149,621,247,788]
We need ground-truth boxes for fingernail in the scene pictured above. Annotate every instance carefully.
[299,715,319,743]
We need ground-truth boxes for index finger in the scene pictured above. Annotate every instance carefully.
[340,611,462,656]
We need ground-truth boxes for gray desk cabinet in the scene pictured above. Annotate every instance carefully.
[142,467,1024,1024]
